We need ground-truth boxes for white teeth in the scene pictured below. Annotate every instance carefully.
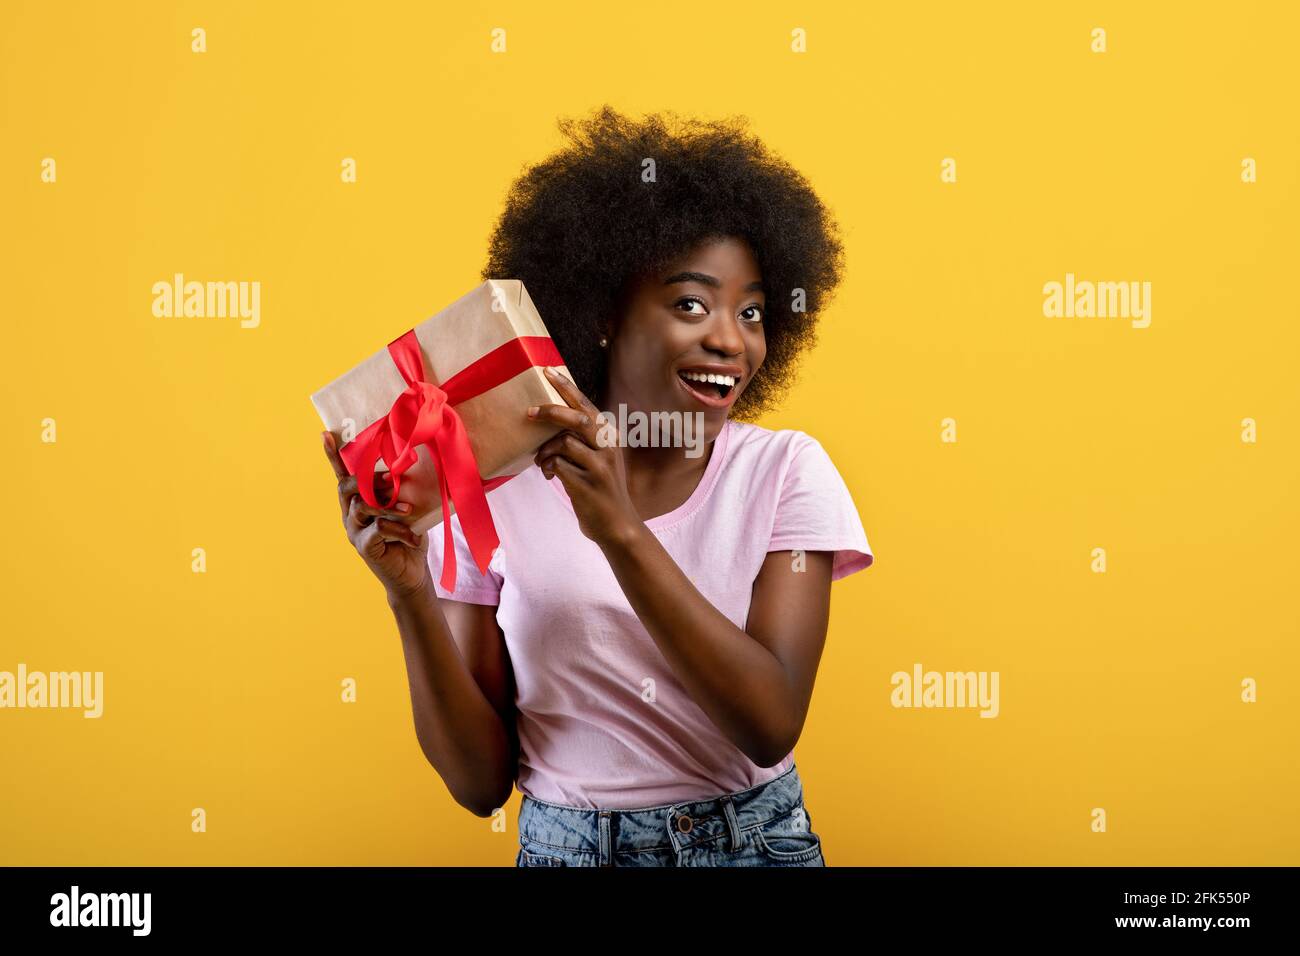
[681,371,736,387]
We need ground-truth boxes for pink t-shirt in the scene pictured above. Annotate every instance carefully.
[428,419,874,809]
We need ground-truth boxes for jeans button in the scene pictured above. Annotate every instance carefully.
[676,814,694,834]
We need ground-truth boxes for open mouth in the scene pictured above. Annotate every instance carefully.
[677,369,739,405]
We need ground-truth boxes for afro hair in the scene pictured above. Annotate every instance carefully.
[481,105,845,420]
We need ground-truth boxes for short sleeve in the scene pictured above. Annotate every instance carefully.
[427,511,504,605]
[768,435,875,581]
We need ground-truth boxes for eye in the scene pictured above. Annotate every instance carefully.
[740,304,764,324]
[675,296,708,316]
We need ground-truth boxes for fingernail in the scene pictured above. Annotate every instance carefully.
[545,367,559,378]
[527,406,539,418]
[396,503,412,513]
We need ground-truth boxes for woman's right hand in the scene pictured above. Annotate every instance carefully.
[322,430,433,601]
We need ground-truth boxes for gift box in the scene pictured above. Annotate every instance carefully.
[310,279,571,588]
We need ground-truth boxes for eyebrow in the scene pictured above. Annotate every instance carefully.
[662,271,764,293]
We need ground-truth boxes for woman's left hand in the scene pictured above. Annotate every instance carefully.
[528,367,641,548]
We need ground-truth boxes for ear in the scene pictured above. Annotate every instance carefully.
[599,314,621,345]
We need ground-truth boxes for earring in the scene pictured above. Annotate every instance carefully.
[598,336,609,348]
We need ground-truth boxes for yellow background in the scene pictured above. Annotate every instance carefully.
[2,1,1296,865]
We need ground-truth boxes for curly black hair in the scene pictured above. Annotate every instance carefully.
[481,105,845,420]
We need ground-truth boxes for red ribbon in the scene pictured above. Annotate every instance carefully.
[338,330,563,590]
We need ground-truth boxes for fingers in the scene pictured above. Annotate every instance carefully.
[322,428,426,555]
[345,494,371,532]
[373,517,425,550]
[527,403,618,455]
[356,496,413,521]
[345,486,411,533]
[526,368,611,457]
[327,436,399,521]
[322,431,349,479]
[338,471,395,503]
[592,413,619,449]
[527,403,599,447]
[543,367,600,417]
[537,453,582,484]
[326,431,369,521]
[534,432,598,473]
[356,518,425,560]
[535,437,600,481]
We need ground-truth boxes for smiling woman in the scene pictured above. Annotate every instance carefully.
[599,235,768,442]
[323,105,876,867]
[482,105,844,421]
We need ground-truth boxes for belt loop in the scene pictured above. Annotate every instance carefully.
[663,807,680,855]
[599,810,612,867]
[722,796,743,852]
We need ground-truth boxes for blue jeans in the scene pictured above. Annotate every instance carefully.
[515,763,826,867]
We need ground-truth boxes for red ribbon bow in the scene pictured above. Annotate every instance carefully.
[338,329,563,590]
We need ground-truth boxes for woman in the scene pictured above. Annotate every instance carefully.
[321,106,874,866]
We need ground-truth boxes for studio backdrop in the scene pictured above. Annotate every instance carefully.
[1,1,1296,865]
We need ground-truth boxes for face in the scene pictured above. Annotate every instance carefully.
[604,235,767,443]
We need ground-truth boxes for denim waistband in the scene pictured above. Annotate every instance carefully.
[517,764,806,856]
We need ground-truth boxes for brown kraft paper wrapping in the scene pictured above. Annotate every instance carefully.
[310,278,571,535]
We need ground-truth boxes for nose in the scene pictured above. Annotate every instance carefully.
[700,310,745,357]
